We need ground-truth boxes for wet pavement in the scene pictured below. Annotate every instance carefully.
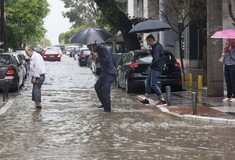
[138,87,235,122]
[0,55,235,159]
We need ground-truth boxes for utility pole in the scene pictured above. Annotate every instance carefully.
[0,0,4,46]
[207,0,224,96]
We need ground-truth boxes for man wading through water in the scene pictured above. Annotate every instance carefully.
[87,43,116,112]
[25,45,46,109]
[139,34,166,106]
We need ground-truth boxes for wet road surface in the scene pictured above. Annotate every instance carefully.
[0,56,235,160]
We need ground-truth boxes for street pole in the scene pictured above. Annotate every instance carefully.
[0,0,4,50]
[207,0,224,97]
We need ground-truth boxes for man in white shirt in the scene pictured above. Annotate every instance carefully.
[25,45,46,109]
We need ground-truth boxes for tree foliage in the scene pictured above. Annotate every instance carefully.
[4,0,49,50]
[61,0,97,28]
[94,0,141,50]
[61,0,143,50]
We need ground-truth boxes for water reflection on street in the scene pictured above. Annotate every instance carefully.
[0,56,234,160]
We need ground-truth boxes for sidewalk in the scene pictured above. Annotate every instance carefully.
[138,87,235,124]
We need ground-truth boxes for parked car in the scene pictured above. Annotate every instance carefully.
[66,46,79,57]
[78,48,91,66]
[116,50,182,93]
[43,48,62,61]
[53,44,66,54]
[33,46,45,56]
[0,52,25,92]
[15,48,30,72]
[12,52,29,79]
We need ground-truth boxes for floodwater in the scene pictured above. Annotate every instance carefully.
[0,56,235,160]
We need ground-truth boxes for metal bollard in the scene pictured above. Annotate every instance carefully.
[5,80,9,100]
[198,75,203,90]
[3,84,5,102]
[165,86,171,106]
[188,73,192,87]
[192,92,197,115]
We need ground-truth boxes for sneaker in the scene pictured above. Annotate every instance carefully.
[36,106,42,109]
[223,98,231,102]
[155,100,167,106]
[139,99,149,104]
[230,98,235,102]
[98,105,103,108]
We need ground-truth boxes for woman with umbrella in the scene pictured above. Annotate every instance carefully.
[222,39,235,102]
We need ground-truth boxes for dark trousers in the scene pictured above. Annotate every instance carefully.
[224,64,235,98]
[32,75,45,102]
[94,73,115,111]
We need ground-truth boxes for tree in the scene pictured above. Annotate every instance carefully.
[61,0,141,50]
[227,0,235,25]
[4,0,49,50]
[94,0,141,50]
[150,0,206,82]
[61,0,97,28]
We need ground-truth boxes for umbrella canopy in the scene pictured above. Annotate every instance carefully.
[129,20,172,34]
[69,27,113,45]
[211,29,235,39]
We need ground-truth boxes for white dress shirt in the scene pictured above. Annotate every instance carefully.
[30,51,46,78]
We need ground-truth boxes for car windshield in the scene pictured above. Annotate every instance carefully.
[137,55,152,63]
[82,50,90,55]
[45,49,59,54]
[0,55,12,65]
[133,51,149,60]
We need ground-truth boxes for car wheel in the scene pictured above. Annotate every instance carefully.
[13,80,20,92]
[125,78,133,93]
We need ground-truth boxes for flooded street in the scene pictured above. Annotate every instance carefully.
[0,56,235,160]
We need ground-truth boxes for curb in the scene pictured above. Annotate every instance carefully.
[137,95,235,124]
[0,99,14,115]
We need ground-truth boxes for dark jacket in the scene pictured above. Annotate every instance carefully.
[96,44,117,75]
[150,42,165,73]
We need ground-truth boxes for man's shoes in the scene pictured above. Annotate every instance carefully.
[223,98,231,102]
[139,99,149,104]
[36,106,42,109]
[155,100,167,106]
[230,98,235,102]
[98,105,103,108]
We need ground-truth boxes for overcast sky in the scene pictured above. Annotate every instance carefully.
[43,0,71,45]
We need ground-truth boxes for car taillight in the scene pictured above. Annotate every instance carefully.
[43,55,47,58]
[57,54,61,58]
[173,60,180,69]
[130,61,138,69]
[6,67,14,77]
[80,54,85,58]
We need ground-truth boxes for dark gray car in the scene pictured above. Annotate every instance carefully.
[0,52,25,92]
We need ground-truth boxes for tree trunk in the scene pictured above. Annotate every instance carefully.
[94,0,141,51]
[178,33,185,83]
[207,0,224,97]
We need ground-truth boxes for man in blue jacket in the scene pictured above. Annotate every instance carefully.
[87,43,116,112]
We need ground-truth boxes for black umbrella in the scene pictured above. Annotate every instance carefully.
[69,27,113,45]
[129,20,172,34]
